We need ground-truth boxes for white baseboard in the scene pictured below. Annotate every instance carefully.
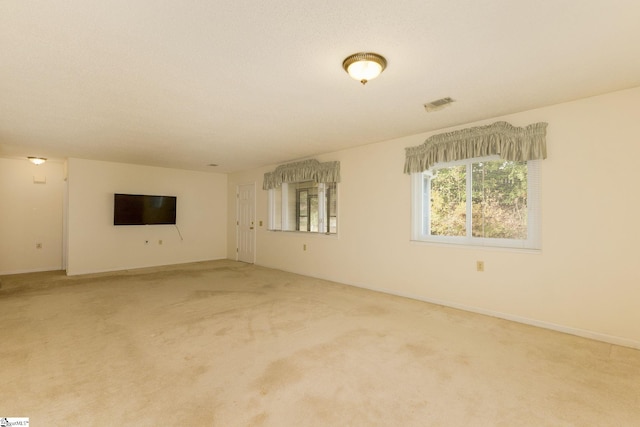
[65,257,228,276]
[256,262,640,351]
[385,288,640,350]
[0,266,63,276]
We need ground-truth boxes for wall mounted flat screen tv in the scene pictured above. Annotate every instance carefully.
[114,193,177,225]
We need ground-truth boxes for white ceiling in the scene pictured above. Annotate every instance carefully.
[1,1,639,173]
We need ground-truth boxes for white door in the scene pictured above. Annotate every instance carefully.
[237,184,256,263]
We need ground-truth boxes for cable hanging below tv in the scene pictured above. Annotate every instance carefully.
[113,193,177,225]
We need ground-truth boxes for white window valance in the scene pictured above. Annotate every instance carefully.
[263,159,341,190]
[404,121,548,174]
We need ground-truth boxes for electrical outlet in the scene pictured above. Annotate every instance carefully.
[476,261,484,272]
[36,243,43,249]
[158,239,163,245]
[303,244,307,251]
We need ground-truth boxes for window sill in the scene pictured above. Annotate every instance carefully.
[409,239,541,254]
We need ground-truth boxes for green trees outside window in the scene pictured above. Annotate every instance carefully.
[429,160,528,239]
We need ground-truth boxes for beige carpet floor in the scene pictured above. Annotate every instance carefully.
[1,260,639,426]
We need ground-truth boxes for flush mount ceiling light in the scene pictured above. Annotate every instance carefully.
[28,157,47,165]
[342,52,387,85]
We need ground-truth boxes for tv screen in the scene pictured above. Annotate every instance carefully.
[114,194,177,225]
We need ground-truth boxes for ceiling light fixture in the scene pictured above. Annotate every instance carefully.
[342,52,387,85]
[28,157,47,165]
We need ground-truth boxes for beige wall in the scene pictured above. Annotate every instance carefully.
[0,158,65,274]
[3,88,638,347]
[67,158,227,275]
[227,87,640,348]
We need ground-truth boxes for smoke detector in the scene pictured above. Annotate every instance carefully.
[423,97,455,112]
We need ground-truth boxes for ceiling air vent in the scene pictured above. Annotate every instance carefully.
[423,97,455,112]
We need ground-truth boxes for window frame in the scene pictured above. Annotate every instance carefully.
[268,181,338,235]
[411,155,541,249]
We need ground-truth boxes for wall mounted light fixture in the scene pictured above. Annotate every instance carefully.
[342,52,387,85]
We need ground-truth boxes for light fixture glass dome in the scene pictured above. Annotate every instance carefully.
[342,52,387,85]
[28,157,47,165]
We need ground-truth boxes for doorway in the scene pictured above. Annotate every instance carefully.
[236,183,256,263]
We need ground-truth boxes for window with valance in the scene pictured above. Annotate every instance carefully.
[406,121,548,249]
[263,159,340,234]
